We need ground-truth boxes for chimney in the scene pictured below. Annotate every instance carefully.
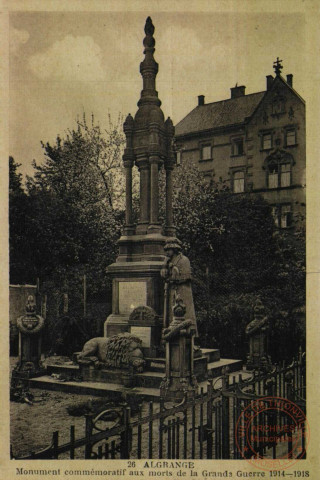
[266,75,273,90]
[230,85,246,99]
[198,95,205,106]
[286,74,293,87]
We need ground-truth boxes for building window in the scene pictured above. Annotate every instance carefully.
[233,171,245,193]
[286,129,296,146]
[176,151,181,165]
[281,205,292,228]
[280,163,291,187]
[232,139,244,156]
[268,164,278,188]
[268,162,291,188]
[272,205,292,228]
[201,145,212,161]
[262,133,272,150]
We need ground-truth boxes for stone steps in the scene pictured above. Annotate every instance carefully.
[144,348,220,372]
[29,347,241,397]
[29,375,159,400]
[30,357,242,393]
[29,360,246,402]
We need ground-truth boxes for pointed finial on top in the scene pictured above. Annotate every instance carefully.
[145,17,155,36]
[273,57,283,76]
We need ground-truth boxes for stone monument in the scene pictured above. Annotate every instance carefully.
[105,17,176,358]
[13,295,45,377]
[159,238,198,400]
[246,298,271,370]
[160,296,197,401]
[23,18,243,399]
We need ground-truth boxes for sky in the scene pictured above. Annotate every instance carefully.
[9,9,307,179]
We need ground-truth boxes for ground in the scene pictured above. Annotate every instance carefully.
[10,387,114,458]
[10,356,130,458]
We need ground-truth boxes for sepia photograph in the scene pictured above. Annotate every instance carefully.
[4,1,319,477]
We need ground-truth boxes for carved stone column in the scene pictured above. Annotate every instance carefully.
[148,156,162,233]
[164,117,176,236]
[123,160,135,235]
[136,159,150,234]
[123,113,135,235]
[165,165,175,236]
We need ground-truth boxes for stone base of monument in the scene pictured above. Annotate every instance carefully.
[27,348,242,400]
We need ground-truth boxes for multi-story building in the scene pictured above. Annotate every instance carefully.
[174,60,305,228]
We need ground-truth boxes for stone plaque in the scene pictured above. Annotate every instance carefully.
[118,281,147,314]
[130,326,151,348]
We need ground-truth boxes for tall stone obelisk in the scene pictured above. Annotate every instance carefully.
[105,17,176,357]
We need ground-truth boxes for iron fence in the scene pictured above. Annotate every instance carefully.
[11,351,306,460]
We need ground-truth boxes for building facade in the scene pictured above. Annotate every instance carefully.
[174,60,305,228]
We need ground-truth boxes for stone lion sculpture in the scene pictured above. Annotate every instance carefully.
[76,333,145,372]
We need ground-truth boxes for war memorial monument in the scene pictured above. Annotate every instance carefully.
[16,17,242,401]
[10,16,308,465]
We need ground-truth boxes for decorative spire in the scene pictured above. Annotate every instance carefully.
[138,17,161,108]
[144,16,155,37]
[273,57,283,76]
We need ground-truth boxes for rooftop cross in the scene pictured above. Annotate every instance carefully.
[273,57,283,76]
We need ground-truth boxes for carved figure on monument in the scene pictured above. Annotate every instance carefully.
[246,298,271,370]
[160,237,198,336]
[163,296,193,341]
[75,333,145,372]
[128,306,157,326]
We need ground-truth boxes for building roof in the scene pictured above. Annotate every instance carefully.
[175,91,266,137]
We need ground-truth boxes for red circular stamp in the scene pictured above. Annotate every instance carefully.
[235,396,310,471]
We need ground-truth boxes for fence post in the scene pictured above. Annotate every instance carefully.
[206,378,213,459]
[70,425,75,459]
[221,368,230,459]
[120,406,131,459]
[52,431,59,459]
[285,371,294,459]
[84,414,93,459]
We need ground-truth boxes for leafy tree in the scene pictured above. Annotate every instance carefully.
[9,157,33,284]
[10,122,305,361]
[9,116,128,352]
[24,114,126,288]
[9,156,24,195]
[171,158,305,362]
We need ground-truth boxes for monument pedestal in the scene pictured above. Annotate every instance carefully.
[105,234,167,358]
[11,296,46,390]
[160,325,197,401]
